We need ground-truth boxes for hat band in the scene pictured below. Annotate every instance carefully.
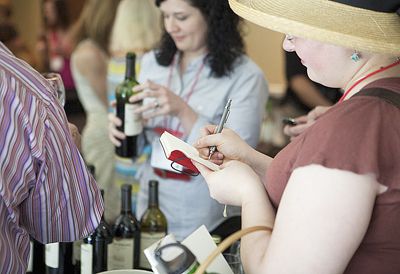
[333,0,400,13]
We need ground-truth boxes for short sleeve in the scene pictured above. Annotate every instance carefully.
[291,96,400,190]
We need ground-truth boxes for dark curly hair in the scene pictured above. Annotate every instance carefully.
[154,0,244,78]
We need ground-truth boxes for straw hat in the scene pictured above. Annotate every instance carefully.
[229,0,400,55]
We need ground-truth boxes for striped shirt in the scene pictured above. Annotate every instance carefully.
[0,42,104,273]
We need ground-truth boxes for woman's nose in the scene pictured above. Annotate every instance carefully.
[165,18,179,34]
[283,35,295,52]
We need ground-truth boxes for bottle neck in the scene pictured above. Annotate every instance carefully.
[125,57,136,81]
[100,189,107,220]
[121,189,132,214]
[148,183,159,208]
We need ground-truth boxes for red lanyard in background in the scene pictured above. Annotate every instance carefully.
[162,54,206,134]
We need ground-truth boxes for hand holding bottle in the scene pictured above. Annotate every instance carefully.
[128,80,191,119]
[108,112,125,147]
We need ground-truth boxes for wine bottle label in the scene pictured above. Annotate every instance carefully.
[73,240,82,264]
[124,103,142,136]
[107,238,135,270]
[45,243,59,268]
[81,243,93,274]
[27,241,33,271]
[140,232,166,269]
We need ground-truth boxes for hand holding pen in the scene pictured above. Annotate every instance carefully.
[208,99,232,160]
[207,98,232,218]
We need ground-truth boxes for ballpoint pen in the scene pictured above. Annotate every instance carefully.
[208,98,232,218]
[208,98,232,160]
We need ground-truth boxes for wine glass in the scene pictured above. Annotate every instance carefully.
[42,72,66,106]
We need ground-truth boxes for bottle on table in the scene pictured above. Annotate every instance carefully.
[115,52,142,158]
[72,165,96,274]
[27,238,45,274]
[114,155,140,214]
[45,241,73,274]
[73,240,82,274]
[81,189,113,274]
[139,180,168,269]
[108,184,140,270]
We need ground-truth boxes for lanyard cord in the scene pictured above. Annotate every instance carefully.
[339,58,400,103]
[163,54,206,132]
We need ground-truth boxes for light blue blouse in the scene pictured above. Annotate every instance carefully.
[137,51,268,240]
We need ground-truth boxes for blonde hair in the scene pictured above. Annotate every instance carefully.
[109,0,161,56]
[70,0,120,54]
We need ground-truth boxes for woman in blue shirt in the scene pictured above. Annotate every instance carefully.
[109,0,268,240]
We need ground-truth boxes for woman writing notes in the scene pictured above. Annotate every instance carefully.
[195,0,400,273]
[108,0,268,240]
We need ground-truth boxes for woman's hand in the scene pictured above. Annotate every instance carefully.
[129,80,188,119]
[128,80,198,133]
[194,160,263,207]
[284,106,331,140]
[108,112,125,147]
[68,123,81,151]
[195,125,253,165]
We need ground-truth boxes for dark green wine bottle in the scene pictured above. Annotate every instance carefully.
[81,189,113,274]
[73,165,96,274]
[115,52,142,158]
[45,241,73,274]
[108,184,140,269]
[27,238,45,274]
[139,180,168,269]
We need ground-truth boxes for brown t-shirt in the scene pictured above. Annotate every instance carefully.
[265,78,400,273]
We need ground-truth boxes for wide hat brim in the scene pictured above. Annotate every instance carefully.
[229,0,400,55]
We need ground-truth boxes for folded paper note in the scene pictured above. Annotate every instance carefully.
[159,131,220,173]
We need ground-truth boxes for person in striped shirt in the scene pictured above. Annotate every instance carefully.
[0,41,104,273]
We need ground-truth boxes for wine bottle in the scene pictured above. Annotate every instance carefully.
[74,165,96,274]
[45,242,73,274]
[80,233,94,274]
[139,180,168,269]
[27,238,45,274]
[81,189,113,274]
[108,184,140,270]
[73,239,82,274]
[115,52,142,158]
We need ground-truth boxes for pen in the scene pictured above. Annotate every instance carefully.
[208,99,232,160]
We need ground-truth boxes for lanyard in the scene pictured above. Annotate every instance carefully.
[339,59,400,103]
[162,54,206,133]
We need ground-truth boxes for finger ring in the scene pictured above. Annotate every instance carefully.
[154,99,160,108]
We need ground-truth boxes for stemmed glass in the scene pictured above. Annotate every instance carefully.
[42,72,66,106]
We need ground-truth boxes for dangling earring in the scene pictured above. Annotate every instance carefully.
[351,50,361,62]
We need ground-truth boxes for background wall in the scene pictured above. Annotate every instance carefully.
[9,0,286,96]
[244,22,286,96]
[10,0,41,53]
